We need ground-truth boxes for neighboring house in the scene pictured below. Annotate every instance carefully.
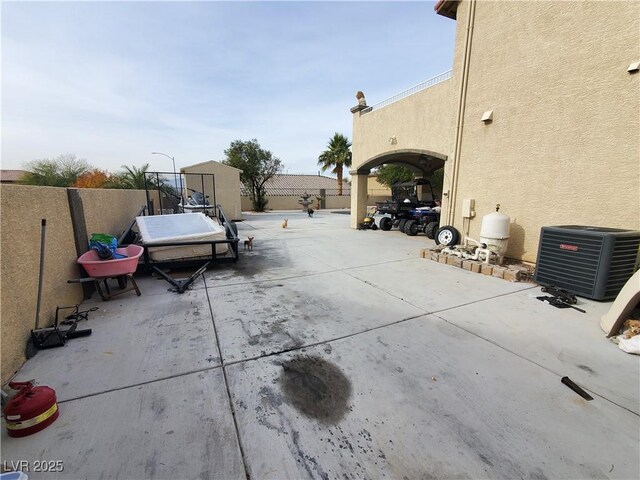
[240,174,351,211]
[0,170,27,183]
[350,0,639,262]
[180,160,243,220]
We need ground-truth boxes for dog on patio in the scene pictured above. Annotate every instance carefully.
[243,236,254,251]
[307,208,314,217]
[623,319,640,339]
[282,219,288,229]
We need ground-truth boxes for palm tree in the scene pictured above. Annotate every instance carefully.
[118,163,150,189]
[116,164,178,208]
[318,133,352,196]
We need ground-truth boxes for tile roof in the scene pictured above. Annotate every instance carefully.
[241,174,350,196]
[0,170,27,182]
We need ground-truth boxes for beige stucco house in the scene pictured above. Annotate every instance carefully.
[350,0,639,263]
[180,160,243,220]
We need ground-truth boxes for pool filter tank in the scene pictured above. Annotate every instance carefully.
[479,205,511,259]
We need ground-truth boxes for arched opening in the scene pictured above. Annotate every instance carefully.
[354,149,446,177]
[350,149,447,229]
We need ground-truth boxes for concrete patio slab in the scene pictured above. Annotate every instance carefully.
[435,289,640,414]
[11,284,220,402]
[347,257,533,313]
[1,369,244,480]
[3,211,637,480]
[204,237,334,287]
[236,211,431,270]
[206,270,425,363]
[227,316,639,480]
[289,234,421,271]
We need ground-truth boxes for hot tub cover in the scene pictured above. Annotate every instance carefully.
[136,213,228,261]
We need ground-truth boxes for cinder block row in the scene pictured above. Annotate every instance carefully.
[463,260,482,273]
[424,251,527,282]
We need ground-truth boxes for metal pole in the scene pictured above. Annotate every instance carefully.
[156,172,163,213]
[179,171,185,213]
[172,156,178,208]
[201,174,205,215]
[212,174,216,212]
[34,219,46,330]
[152,152,183,214]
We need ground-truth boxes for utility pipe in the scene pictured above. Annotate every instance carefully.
[447,0,477,226]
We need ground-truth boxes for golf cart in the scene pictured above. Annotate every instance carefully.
[376,178,438,233]
[375,178,460,244]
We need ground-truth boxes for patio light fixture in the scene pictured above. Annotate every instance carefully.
[481,110,493,123]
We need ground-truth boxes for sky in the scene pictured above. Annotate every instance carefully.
[1,1,456,176]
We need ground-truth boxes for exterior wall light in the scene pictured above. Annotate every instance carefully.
[481,110,493,123]
[628,61,640,73]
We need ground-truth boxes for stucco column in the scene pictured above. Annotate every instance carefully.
[350,171,369,229]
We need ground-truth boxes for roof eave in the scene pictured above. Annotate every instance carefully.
[434,0,460,20]
[180,160,243,173]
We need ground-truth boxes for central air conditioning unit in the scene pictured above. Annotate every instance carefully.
[534,226,640,301]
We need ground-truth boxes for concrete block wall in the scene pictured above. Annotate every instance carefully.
[0,185,147,382]
[79,188,147,239]
[241,195,351,212]
[323,196,352,210]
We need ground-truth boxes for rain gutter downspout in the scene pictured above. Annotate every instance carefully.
[447,0,476,226]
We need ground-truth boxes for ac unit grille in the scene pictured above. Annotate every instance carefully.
[535,226,640,300]
[604,237,640,296]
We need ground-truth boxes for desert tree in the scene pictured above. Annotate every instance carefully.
[20,154,92,187]
[223,139,282,212]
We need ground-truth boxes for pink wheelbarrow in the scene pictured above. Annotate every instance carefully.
[70,245,144,300]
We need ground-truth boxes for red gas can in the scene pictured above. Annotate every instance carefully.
[3,381,59,437]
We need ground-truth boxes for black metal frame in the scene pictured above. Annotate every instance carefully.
[143,171,217,216]
[117,173,239,293]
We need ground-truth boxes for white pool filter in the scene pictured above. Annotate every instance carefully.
[479,207,511,257]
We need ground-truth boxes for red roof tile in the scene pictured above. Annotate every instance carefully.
[0,170,28,182]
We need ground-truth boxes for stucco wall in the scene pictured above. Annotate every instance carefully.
[352,79,455,170]
[241,195,351,211]
[324,196,352,210]
[367,175,391,197]
[79,188,147,239]
[445,0,640,262]
[0,186,155,382]
[1,185,83,382]
[181,162,242,220]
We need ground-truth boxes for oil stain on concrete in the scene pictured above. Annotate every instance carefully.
[279,355,352,424]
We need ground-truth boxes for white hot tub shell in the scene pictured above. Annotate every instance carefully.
[136,213,229,261]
